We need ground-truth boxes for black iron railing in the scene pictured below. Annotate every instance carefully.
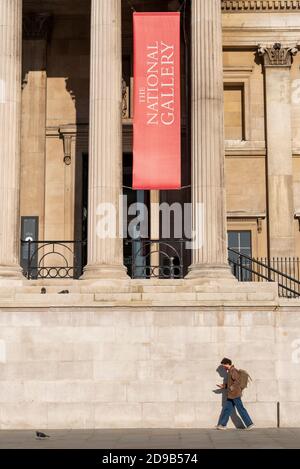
[21,240,86,280]
[124,238,187,279]
[228,248,300,298]
[20,239,300,298]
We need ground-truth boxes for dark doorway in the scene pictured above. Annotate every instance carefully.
[20,216,39,278]
[74,152,88,273]
[123,152,150,278]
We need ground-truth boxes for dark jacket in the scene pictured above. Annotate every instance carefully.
[226,366,242,399]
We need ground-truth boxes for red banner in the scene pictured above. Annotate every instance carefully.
[133,12,181,190]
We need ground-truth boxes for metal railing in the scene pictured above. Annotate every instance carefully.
[21,240,86,280]
[228,248,300,298]
[20,239,300,298]
[124,238,186,279]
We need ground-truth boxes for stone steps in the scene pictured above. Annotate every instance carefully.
[0,288,276,308]
[11,292,95,306]
[0,277,282,307]
[17,286,81,294]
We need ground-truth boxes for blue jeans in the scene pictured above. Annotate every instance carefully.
[218,397,253,428]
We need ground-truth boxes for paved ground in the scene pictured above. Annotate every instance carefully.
[0,428,300,449]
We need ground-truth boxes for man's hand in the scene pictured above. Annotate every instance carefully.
[217,384,226,389]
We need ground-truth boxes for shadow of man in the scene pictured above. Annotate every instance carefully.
[213,365,245,429]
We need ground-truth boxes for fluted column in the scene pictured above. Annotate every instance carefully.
[82,0,128,279]
[188,0,232,279]
[0,0,23,279]
[258,43,297,258]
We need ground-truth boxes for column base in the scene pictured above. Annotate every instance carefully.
[81,263,129,281]
[0,264,24,286]
[186,263,237,284]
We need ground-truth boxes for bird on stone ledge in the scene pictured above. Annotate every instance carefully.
[35,431,50,440]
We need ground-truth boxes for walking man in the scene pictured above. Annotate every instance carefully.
[216,357,254,430]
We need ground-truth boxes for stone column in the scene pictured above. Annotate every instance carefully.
[0,0,23,280]
[258,43,297,258]
[82,0,128,279]
[187,0,232,280]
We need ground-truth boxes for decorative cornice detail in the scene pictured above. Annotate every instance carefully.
[57,125,88,165]
[122,78,129,119]
[222,0,300,13]
[258,42,298,66]
[23,13,53,40]
[227,211,266,232]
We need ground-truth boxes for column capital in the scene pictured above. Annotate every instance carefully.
[258,43,298,68]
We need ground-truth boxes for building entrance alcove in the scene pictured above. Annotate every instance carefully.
[20,0,193,281]
[16,0,300,296]
[121,0,192,279]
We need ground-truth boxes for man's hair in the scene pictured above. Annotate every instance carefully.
[221,357,232,365]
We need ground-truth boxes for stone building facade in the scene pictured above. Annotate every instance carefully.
[0,0,300,429]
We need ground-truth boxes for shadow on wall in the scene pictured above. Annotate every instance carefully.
[22,3,91,271]
[214,365,245,429]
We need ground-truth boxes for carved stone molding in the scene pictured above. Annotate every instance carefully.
[61,134,73,165]
[295,213,300,231]
[122,78,129,119]
[23,13,53,40]
[258,43,298,67]
[46,125,88,164]
[227,212,266,233]
[122,77,134,120]
[222,0,300,13]
[59,126,78,166]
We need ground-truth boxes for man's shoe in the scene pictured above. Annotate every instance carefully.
[216,425,227,430]
[246,424,255,430]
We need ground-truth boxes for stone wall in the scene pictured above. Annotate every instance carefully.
[0,305,299,429]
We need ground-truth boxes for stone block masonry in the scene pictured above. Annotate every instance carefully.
[0,305,299,429]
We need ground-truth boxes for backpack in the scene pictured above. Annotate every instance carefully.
[238,369,252,390]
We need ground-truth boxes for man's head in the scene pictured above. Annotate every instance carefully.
[221,357,232,370]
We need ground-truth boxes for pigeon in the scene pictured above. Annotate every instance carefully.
[35,431,50,440]
[58,290,69,294]
[40,288,46,294]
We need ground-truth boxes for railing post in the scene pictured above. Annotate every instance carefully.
[27,240,31,280]
[170,257,175,279]
[132,238,136,279]
[238,253,242,281]
[74,241,78,279]
[297,257,300,295]
[267,257,272,282]
[180,240,184,279]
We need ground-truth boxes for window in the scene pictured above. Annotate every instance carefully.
[228,231,252,257]
[228,230,252,281]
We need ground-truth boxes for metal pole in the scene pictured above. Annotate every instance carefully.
[27,240,31,280]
